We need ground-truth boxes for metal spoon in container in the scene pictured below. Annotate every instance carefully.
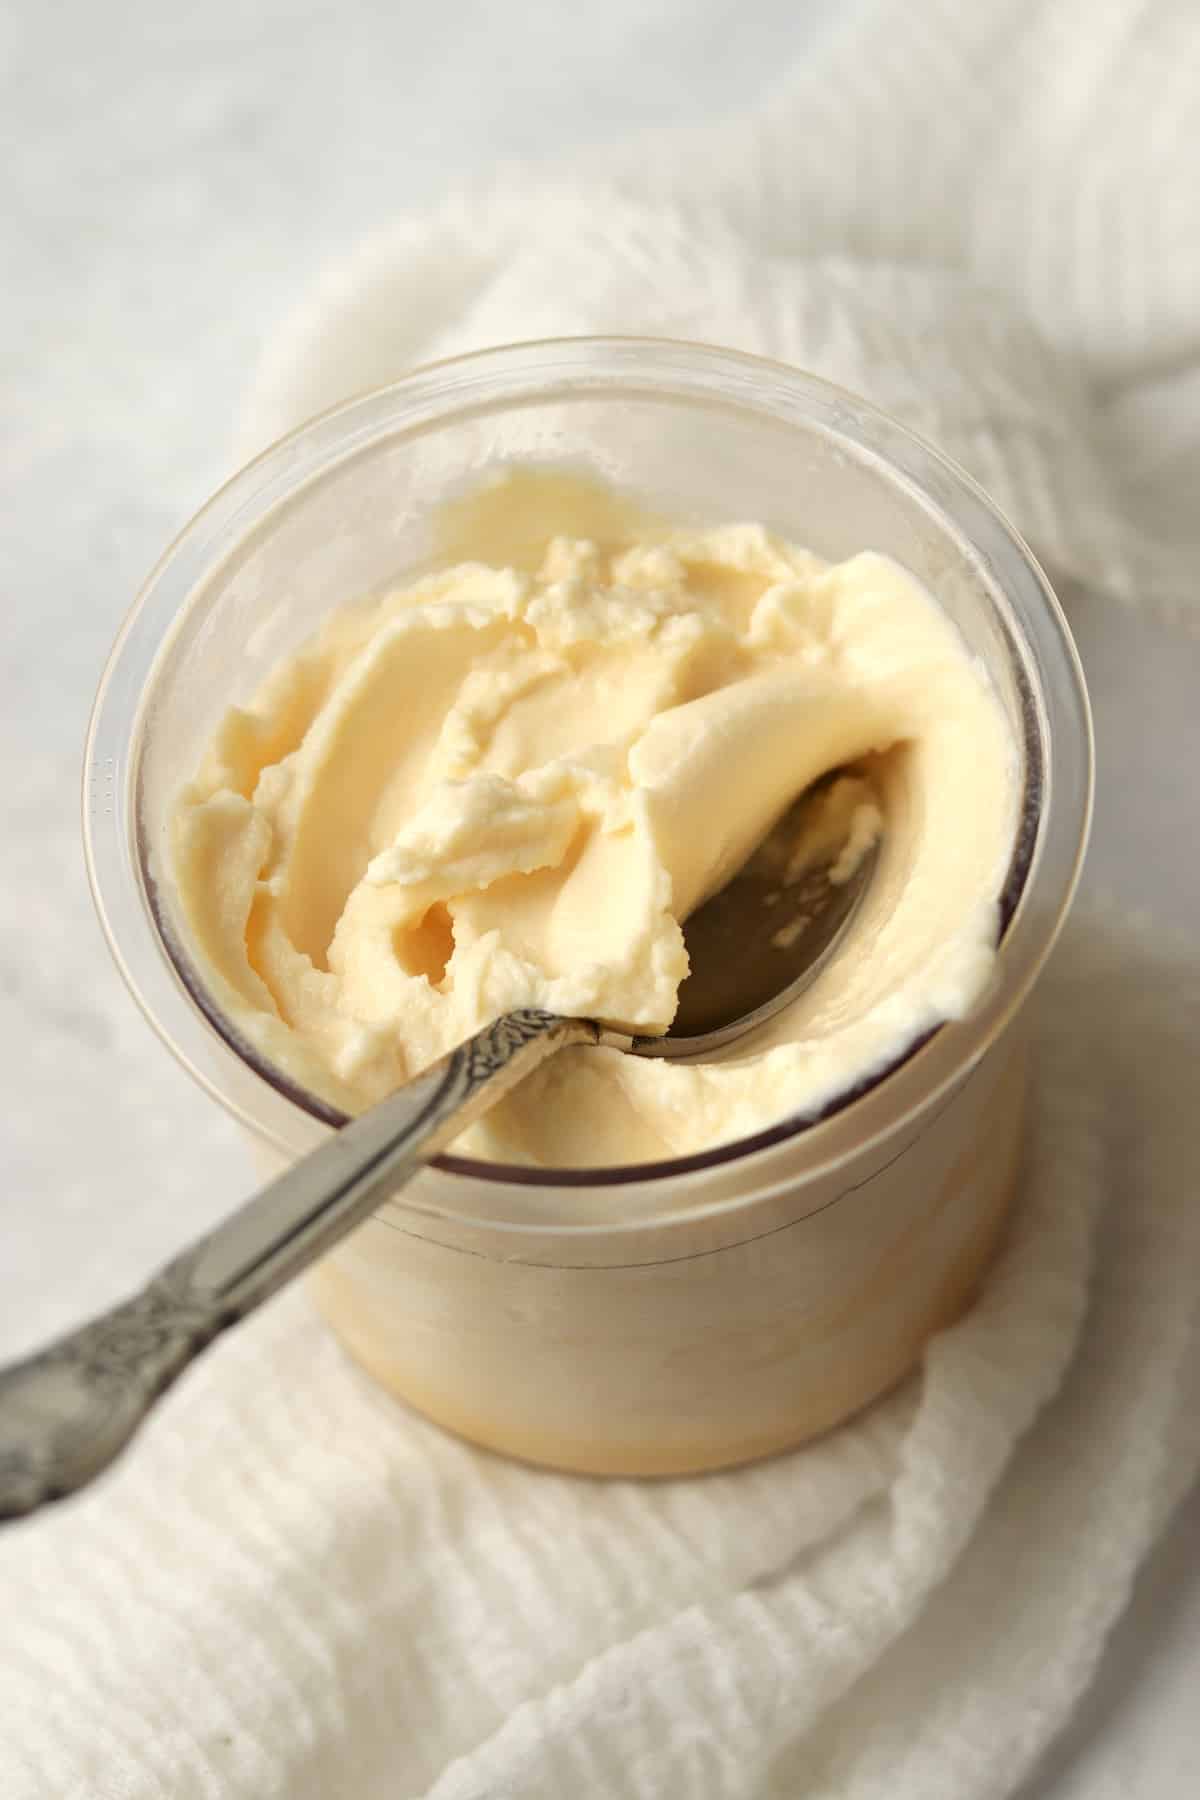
[0,788,877,1519]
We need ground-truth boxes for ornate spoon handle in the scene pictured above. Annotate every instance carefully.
[0,1009,602,1521]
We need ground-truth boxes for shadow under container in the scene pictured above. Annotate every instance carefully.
[85,339,1093,1476]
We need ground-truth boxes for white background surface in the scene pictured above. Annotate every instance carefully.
[2,2,1197,1794]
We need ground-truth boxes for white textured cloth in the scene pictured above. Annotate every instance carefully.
[242,0,1200,622]
[4,2,1200,1796]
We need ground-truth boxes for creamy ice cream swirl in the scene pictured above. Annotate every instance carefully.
[173,484,1016,1167]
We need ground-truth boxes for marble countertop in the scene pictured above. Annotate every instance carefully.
[2,2,1197,1793]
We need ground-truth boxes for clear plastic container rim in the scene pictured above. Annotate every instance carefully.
[83,336,1094,1236]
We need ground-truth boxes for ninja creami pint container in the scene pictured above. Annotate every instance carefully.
[85,340,1092,1475]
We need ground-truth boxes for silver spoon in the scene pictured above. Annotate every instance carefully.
[0,805,876,1520]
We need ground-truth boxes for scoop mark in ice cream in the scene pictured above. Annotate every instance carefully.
[172,474,1017,1167]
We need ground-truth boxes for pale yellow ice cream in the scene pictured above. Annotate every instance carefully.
[172,477,1016,1166]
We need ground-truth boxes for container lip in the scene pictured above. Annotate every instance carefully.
[84,335,1093,1235]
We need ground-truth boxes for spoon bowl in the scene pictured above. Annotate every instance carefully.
[645,834,877,1057]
